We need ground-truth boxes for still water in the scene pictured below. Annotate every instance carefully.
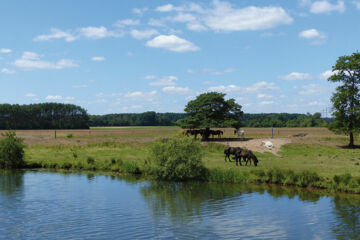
[0,170,360,240]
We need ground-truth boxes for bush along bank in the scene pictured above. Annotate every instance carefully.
[20,135,360,194]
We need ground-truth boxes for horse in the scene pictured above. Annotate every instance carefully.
[184,129,203,139]
[234,129,245,138]
[224,147,242,162]
[234,149,258,166]
[213,130,223,138]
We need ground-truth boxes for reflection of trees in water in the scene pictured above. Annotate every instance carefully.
[331,195,360,239]
[139,182,324,225]
[0,170,24,195]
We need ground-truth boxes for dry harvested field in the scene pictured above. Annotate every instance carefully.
[0,127,351,148]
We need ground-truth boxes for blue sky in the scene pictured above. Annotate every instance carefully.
[0,0,359,115]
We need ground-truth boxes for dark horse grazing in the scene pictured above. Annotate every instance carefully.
[224,147,242,162]
[212,130,223,138]
[233,149,258,166]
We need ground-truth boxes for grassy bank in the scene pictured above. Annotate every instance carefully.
[23,138,360,194]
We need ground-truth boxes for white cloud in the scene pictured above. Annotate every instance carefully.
[208,81,278,94]
[162,86,190,94]
[0,48,12,53]
[1,68,16,74]
[154,1,293,32]
[257,93,273,99]
[245,81,279,92]
[319,70,338,79]
[124,90,157,98]
[188,68,236,75]
[279,72,313,80]
[91,56,105,61]
[298,84,322,95]
[13,52,78,70]
[146,75,178,86]
[114,19,140,28]
[130,29,158,39]
[133,8,148,16]
[204,2,293,32]
[299,29,327,44]
[353,1,360,9]
[72,84,88,88]
[25,93,36,97]
[79,26,120,39]
[310,0,345,14]
[146,35,199,52]
[155,4,177,12]
[299,29,326,39]
[46,95,63,100]
[34,28,76,42]
[148,18,166,27]
[260,101,274,105]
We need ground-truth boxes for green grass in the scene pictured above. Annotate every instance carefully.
[23,136,360,194]
[90,126,179,130]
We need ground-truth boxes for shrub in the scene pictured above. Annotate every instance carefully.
[149,136,206,181]
[0,132,25,169]
[87,156,95,164]
[333,173,352,185]
[66,133,73,138]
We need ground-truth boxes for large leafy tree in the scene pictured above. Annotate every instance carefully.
[178,92,243,139]
[328,52,360,147]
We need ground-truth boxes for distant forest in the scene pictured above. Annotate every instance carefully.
[0,103,89,129]
[90,112,330,128]
[0,103,330,130]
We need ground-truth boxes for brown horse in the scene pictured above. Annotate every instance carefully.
[234,149,258,166]
[224,147,242,162]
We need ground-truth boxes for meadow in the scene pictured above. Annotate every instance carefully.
[3,127,360,193]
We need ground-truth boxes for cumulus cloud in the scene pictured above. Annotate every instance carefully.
[91,56,105,61]
[130,29,159,39]
[13,52,78,70]
[1,68,16,74]
[260,101,274,105]
[153,1,293,32]
[353,1,360,9]
[79,26,119,39]
[279,72,313,80]
[0,48,12,53]
[310,0,345,14]
[146,75,178,86]
[33,28,76,42]
[298,84,322,95]
[257,93,273,99]
[208,81,278,93]
[162,86,190,94]
[188,67,236,75]
[46,95,63,100]
[124,90,157,98]
[114,19,140,28]
[146,35,199,52]
[133,8,148,16]
[299,29,327,44]
[319,70,338,79]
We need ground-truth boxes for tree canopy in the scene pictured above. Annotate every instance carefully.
[328,52,360,147]
[177,92,243,131]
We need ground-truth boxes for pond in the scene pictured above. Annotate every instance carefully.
[1,170,360,239]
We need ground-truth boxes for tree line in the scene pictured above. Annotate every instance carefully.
[89,111,328,128]
[0,103,89,129]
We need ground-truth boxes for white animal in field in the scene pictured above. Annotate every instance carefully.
[261,141,274,149]
[234,129,245,138]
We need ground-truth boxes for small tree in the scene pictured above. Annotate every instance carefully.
[328,52,360,147]
[0,132,25,169]
[177,92,243,140]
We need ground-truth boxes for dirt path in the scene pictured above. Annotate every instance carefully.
[214,138,292,156]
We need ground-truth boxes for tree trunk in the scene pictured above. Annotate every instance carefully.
[349,132,354,148]
[202,127,210,141]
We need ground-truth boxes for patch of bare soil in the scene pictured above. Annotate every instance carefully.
[214,138,292,156]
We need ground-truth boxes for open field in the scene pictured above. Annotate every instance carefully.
[11,127,358,180]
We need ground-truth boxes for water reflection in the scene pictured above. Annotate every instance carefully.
[0,170,24,195]
[331,195,360,239]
